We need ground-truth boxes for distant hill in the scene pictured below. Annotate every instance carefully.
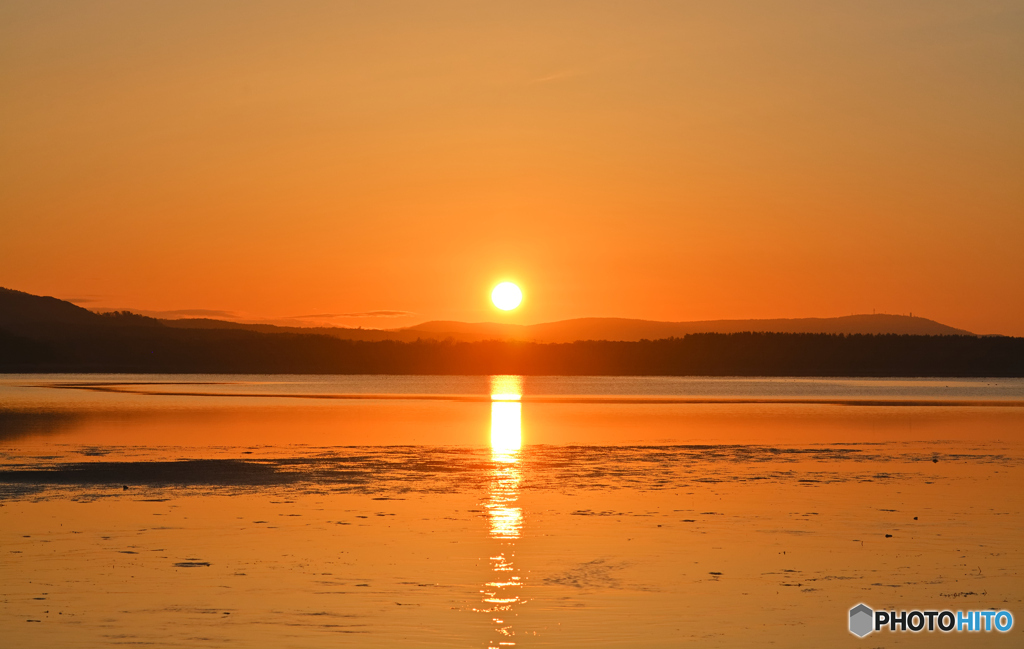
[0,287,104,333]
[0,287,979,344]
[160,313,978,342]
[400,314,974,342]
[1,287,1019,376]
[160,318,415,341]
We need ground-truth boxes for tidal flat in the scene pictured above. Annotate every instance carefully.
[1,375,1022,647]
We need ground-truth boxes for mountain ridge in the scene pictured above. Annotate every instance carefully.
[0,287,979,342]
[2,287,1020,376]
[401,314,973,342]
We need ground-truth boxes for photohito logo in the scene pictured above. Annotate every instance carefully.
[849,604,1013,637]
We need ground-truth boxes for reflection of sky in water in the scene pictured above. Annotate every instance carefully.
[1,374,1022,647]
[482,376,524,647]
[7,375,1022,406]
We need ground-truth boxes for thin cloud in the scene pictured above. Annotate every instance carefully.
[158,309,239,318]
[342,310,417,318]
[288,310,417,319]
[530,69,580,84]
[95,308,239,319]
[65,296,102,304]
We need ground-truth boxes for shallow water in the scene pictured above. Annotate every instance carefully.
[1,375,1022,647]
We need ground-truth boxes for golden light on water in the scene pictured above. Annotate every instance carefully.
[481,376,525,647]
[490,374,523,401]
[491,282,523,311]
[490,375,523,459]
[490,401,522,458]
[486,460,523,541]
[488,376,523,540]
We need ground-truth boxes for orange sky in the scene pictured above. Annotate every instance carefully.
[2,2,1022,334]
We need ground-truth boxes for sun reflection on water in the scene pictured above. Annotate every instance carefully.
[480,375,524,647]
[490,400,522,461]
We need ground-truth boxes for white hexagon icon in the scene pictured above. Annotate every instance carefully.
[849,604,873,637]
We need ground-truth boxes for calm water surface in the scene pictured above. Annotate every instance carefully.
[1,375,1022,647]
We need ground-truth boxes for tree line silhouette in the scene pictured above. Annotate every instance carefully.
[1,320,1021,376]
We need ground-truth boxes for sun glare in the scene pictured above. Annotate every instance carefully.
[491,282,522,311]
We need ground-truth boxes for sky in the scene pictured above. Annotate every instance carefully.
[1,1,1022,334]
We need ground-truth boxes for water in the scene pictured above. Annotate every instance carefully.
[5,374,1023,404]
[1,375,1022,647]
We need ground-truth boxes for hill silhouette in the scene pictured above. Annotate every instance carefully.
[0,287,105,332]
[3,287,977,342]
[160,317,409,341]
[162,312,972,342]
[400,314,972,342]
[1,287,1020,376]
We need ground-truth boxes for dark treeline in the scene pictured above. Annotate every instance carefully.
[0,322,1022,376]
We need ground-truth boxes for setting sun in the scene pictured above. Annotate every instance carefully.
[2,4,1022,649]
[491,282,523,311]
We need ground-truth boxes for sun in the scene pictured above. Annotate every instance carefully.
[491,282,523,311]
